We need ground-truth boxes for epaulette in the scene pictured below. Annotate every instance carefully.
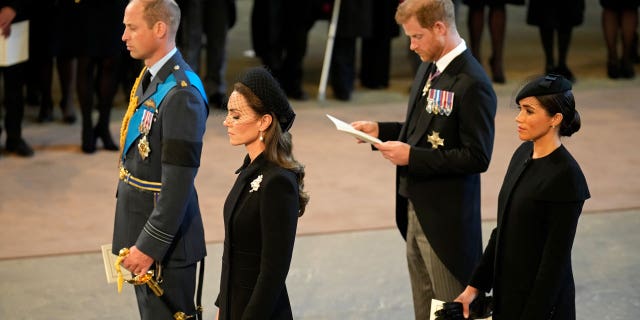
[171,64,191,89]
[170,64,208,105]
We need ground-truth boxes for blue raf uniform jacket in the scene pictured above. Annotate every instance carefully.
[112,51,208,268]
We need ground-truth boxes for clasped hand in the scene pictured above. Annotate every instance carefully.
[121,245,154,276]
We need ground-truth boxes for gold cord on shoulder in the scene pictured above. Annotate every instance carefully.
[119,67,147,166]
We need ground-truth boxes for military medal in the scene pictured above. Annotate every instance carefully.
[442,91,454,116]
[138,135,151,160]
[432,90,441,115]
[426,89,455,116]
[139,109,154,135]
[426,89,435,113]
[427,131,445,149]
[137,108,155,160]
[422,79,430,97]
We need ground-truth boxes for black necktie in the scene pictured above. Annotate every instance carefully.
[141,71,151,92]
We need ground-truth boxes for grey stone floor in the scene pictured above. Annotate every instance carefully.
[1,0,639,319]
[1,209,639,319]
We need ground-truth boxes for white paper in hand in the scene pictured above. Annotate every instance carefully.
[326,114,382,145]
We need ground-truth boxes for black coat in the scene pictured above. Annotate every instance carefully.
[335,0,372,38]
[469,142,590,320]
[378,49,497,285]
[57,0,127,57]
[216,154,300,320]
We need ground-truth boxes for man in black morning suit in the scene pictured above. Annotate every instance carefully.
[352,0,497,318]
[112,0,208,319]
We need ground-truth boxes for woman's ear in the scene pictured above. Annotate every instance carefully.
[552,113,564,127]
[259,114,273,131]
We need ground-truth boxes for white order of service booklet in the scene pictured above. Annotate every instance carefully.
[326,114,382,145]
[0,20,29,67]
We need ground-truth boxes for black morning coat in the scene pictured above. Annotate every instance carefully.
[378,50,497,285]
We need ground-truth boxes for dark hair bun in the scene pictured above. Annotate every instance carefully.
[560,109,581,137]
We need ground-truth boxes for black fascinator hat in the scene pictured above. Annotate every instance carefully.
[239,67,296,132]
[515,74,572,104]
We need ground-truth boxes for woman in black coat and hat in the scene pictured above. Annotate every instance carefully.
[215,67,310,320]
[455,74,590,319]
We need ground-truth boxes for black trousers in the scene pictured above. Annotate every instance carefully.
[1,62,27,143]
[134,263,198,320]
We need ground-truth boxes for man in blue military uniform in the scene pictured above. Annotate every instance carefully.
[113,0,208,318]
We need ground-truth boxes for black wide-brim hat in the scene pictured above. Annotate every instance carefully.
[515,74,572,104]
[239,67,296,132]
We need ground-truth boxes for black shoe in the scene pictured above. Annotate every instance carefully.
[81,139,97,154]
[331,86,351,101]
[81,128,96,154]
[63,113,77,124]
[62,108,77,124]
[37,108,54,123]
[631,33,640,64]
[607,60,621,79]
[545,64,555,74]
[489,56,506,84]
[5,138,34,157]
[333,89,351,101]
[361,82,388,90]
[60,99,77,123]
[620,60,635,79]
[95,127,118,151]
[554,64,576,83]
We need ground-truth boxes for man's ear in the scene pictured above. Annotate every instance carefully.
[154,21,168,39]
[433,21,447,35]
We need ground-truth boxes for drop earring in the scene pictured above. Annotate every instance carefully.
[259,132,264,142]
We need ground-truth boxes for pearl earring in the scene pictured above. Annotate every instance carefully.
[259,132,264,142]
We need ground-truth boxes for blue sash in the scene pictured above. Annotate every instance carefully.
[123,71,207,160]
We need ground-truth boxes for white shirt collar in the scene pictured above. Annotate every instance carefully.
[434,40,467,73]
[147,47,178,79]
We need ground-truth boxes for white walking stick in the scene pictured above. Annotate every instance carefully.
[318,0,341,101]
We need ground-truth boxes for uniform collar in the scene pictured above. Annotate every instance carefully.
[147,47,178,80]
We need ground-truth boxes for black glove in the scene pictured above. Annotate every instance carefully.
[469,294,493,319]
[434,294,493,320]
[434,302,465,320]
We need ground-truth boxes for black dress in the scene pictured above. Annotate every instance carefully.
[599,0,640,9]
[527,0,585,28]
